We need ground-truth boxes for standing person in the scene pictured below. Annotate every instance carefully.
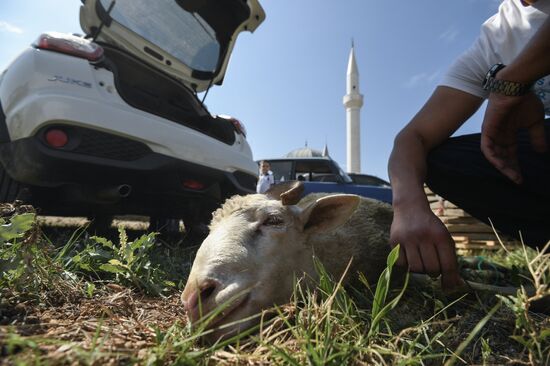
[388,0,550,289]
[256,160,275,193]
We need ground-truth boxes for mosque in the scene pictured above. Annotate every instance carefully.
[285,44,363,174]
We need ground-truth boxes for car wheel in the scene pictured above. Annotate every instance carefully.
[0,165,21,203]
[149,217,181,233]
[149,216,184,245]
[183,222,208,244]
[182,214,209,245]
[87,215,113,236]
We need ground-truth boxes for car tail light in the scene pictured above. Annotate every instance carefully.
[182,179,205,190]
[35,32,104,62]
[218,115,247,138]
[230,118,247,138]
[44,128,68,148]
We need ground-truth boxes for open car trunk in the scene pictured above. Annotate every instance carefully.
[80,0,265,91]
[100,44,236,145]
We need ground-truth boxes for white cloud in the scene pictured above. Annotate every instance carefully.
[427,70,441,83]
[0,21,24,34]
[467,0,501,8]
[404,70,441,88]
[438,26,459,43]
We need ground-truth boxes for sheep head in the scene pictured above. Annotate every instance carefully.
[181,183,360,341]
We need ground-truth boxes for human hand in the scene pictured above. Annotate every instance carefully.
[390,206,463,290]
[481,92,546,184]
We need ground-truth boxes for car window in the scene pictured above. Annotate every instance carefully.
[267,161,293,183]
[336,165,353,183]
[293,160,350,183]
[295,161,328,182]
[100,0,220,72]
[349,174,390,187]
[311,174,340,182]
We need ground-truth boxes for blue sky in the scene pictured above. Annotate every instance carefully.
[0,0,501,180]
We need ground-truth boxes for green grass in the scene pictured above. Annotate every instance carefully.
[1,207,549,365]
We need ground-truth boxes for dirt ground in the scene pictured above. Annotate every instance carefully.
[1,287,185,364]
[1,209,549,365]
[1,210,199,364]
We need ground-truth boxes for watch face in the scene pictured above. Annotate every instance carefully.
[483,70,493,88]
[492,63,504,76]
[489,63,505,75]
[483,63,505,88]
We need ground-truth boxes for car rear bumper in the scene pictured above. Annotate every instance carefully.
[0,134,256,216]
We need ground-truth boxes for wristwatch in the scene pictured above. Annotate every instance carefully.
[482,63,533,96]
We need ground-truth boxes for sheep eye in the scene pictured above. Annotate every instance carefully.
[263,215,284,226]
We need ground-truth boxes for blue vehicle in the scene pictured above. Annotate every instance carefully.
[261,157,392,204]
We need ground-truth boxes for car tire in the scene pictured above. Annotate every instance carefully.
[149,216,185,245]
[0,165,21,203]
[149,217,181,233]
[183,222,208,244]
[182,213,210,245]
[87,215,113,236]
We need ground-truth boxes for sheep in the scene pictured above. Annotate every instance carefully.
[181,181,399,341]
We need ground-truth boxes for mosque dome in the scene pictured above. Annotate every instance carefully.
[284,146,324,158]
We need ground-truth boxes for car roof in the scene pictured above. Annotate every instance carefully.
[258,157,332,162]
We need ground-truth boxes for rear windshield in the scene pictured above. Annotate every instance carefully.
[349,174,391,187]
[268,161,293,183]
[266,159,354,184]
[295,160,352,183]
[100,0,220,72]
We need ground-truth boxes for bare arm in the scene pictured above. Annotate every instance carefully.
[389,86,483,289]
[481,16,550,183]
[498,15,550,85]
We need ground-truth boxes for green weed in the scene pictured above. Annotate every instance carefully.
[497,241,550,365]
[0,210,81,304]
[2,209,549,365]
[62,227,175,296]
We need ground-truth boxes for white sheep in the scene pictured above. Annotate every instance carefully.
[181,181,399,341]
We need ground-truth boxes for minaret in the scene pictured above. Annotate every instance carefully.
[342,42,364,174]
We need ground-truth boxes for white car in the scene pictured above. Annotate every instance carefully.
[0,0,265,231]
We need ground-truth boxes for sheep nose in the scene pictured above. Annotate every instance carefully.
[182,280,219,321]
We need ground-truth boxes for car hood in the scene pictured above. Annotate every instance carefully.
[80,0,265,92]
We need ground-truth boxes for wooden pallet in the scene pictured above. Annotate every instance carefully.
[425,186,517,250]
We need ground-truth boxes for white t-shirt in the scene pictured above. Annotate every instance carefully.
[256,171,274,193]
[440,0,550,115]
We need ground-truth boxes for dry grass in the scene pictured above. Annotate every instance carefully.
[1,289,183,364]
[1,202,549,365]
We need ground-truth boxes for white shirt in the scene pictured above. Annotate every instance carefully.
[256,171,274,193]
[440,0,550,115]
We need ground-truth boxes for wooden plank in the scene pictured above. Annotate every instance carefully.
[452,233,499,241]
[441,208,468,217]
[440,217,483,225]
[429,201,459,210]
[456,243,501,250]
[470,240,497,247]
[447,223,495,233]
[455,240,504,248]
[451,235,470,242]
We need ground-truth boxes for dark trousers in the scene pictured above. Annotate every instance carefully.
[426,119,550,249]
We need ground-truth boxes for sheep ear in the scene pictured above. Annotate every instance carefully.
[265,181,304,206]
[300,194,360,235]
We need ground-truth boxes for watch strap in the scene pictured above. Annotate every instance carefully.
[482,63,533,96]
[483,77,533,96]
